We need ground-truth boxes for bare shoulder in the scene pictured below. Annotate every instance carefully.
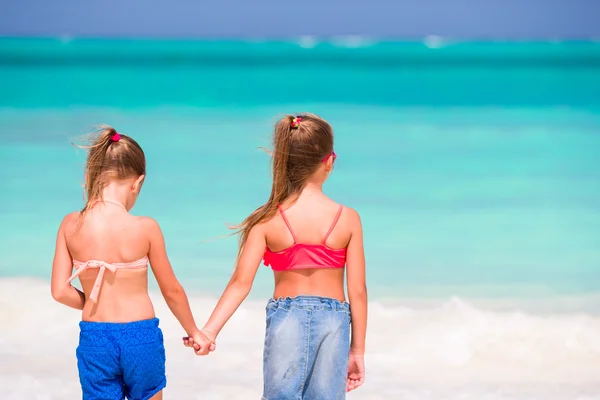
[60,211,80,234]
[251,220,269,236]
[341,206,362,231]
[136,216,161,233]
[261,210,282,229]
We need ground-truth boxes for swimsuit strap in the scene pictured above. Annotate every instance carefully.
[102,199,127,210]
[68,256,149,303]
[323,204,344,244]
[67,260,117,303]
[277,204,297,243]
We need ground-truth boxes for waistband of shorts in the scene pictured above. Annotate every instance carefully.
[79,318,160,331]
[267,295,349,311]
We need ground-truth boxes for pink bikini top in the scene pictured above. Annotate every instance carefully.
[263,204,347,271]
[67,256,149,303]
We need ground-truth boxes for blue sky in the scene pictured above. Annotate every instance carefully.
[2,0,598,38]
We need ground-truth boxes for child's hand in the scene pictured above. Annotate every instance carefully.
[346,353,365,392]
[182,329,216,356]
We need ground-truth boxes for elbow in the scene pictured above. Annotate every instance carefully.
[51,285,66,303]
[229,275,253,297]
[348,284,368,300]
[162,284,185,302]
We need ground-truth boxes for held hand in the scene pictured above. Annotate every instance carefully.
[182,329,216,356]
[200,328,217,354]
[347,353,365,392]
[182,333,214,355]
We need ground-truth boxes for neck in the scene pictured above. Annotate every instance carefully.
[101,182,131,209]
[302,181,324,194]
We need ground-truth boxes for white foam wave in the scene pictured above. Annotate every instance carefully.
[296,35,319,49]
[1,278,600,399]
[423,35,447,49]
[329,35,377,48]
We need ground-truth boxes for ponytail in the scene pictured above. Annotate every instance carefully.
[80,126,118,215]
[232,116,296,256]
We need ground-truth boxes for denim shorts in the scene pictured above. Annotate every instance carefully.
[262,296,351,400]
[76,318,166,400]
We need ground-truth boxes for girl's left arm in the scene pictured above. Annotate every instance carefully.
[346,208,368,355]
[201,225,266,339]
[51,213,85,310]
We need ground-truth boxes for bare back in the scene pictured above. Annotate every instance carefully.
[64,202,154,322]
[264,193,352,301]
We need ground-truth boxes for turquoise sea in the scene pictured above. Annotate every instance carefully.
[2,38,599,300]
[1,38,600,399]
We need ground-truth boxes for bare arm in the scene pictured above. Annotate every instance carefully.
[51,213,85,309]
[146,218,200,337]
[202,224,266,338]
[346,208,368,355]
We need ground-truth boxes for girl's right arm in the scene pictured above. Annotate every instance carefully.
[145,218,212,351]
[51,213,85,309]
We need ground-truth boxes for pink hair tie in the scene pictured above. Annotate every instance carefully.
[322,151,337,163]
[110,132,121,142]
[291,117,302,129]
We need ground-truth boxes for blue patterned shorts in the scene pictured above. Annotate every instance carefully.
[76,318,166,400]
